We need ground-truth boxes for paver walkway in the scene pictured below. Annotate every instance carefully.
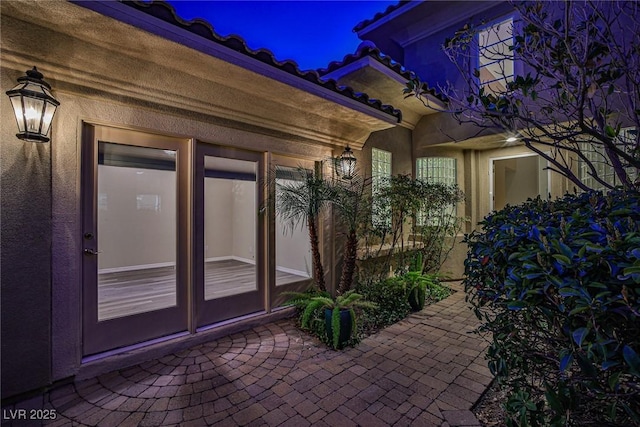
[4,283,492,426]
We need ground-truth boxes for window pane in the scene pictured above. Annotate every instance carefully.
[204,156,257,300]
[372,148,392,226]
[579,127,638,191]
[478,17,514,91]
[97,143,177,321]
[275,167,313,286]
[416,157,457,225]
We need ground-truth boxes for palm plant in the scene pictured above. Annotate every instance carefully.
[273,166,331,291]
[286,290,377,349]
[326,170,373,295]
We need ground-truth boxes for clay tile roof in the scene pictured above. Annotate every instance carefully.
[121,0,402,123]
[318,41,447,103]
[353,1,411,33]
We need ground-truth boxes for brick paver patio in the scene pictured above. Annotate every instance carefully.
[3,282,492,426]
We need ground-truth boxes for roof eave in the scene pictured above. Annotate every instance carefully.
[72,0,401,125]
[354,1,420,37]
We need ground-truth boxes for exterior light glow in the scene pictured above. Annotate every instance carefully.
[5,67,60,143]
[338,145,356,180]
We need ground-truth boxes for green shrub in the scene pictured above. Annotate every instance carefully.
[465,189,640,426]
[357,277,410,331]
[358,174,464,284]
[356,272,452,336]
[423,275,452,303]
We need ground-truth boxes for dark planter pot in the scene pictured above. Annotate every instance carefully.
[324,308,352,349]
[408,287,425,312]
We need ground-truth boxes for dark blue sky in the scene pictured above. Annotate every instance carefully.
[166,1,397,70]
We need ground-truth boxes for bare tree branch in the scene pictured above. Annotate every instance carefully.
[406,1,640,191]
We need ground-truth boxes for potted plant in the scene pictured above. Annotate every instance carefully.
[286,290,377,349]
[403,252,428,311]
[402,271,446,311]
[403,271,429,311]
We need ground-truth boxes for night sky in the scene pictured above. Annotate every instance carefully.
[166,1,397,70]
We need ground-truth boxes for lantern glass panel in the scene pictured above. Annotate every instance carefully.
[9,95,25,133]
[23,95,45,134]
[41,101,57,136]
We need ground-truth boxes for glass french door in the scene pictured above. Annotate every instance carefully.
[194,143,266,327]
[81,127,317,354]
[82,125,189,356]
[268,155,315,308]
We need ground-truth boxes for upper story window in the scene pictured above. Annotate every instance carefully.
[580,127,638,191]
[478,17,514,93]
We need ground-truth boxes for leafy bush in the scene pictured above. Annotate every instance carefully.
[356,271,452,336]
[357,277,410,330]
[358,174,464,284]
[464,189,640,426]
[286,270,453,349]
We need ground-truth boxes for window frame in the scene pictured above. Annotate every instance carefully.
[371,148,392,227]
[579,127,638,190]
[476,15,515,93]
[415,157,458,226]
[371,148,392,189]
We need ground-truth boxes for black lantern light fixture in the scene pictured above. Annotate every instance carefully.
[338,145,356,180]
[6,67,60,143]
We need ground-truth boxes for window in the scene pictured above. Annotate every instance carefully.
[417,157,457,186]
[478,17,514,93]
[580,127,638,190]
[371,148,392,227]
[372,148,392,187]
[416,157,457,225]
[275,167,313,286]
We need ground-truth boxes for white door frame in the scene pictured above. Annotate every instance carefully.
[489,152,551,212]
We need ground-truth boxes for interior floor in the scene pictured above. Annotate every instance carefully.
[97,259,309,320]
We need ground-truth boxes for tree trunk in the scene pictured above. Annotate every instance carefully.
[337,228,358,295]
[308,217,325,291]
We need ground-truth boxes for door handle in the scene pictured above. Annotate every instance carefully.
[84,248,101,255]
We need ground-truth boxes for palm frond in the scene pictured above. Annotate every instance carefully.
[301,299,325,328]
[331,307,341,349]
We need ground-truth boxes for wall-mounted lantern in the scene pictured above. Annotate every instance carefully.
[5,67,60,143]
[337,145,356,180]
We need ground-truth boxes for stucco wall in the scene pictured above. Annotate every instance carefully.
[439,235,468,280]
[326,127,413,296]
[414,111,503,147]
[0,75,334,399]
[1,70,53,398]
[358,126,413,177]
[493,156,540,210]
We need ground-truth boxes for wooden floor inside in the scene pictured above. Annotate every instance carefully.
[98,259,309,320]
